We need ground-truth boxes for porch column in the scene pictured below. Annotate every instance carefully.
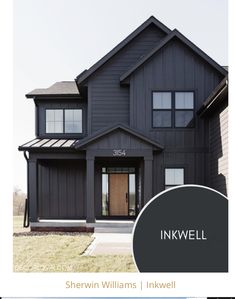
[28,158,38,222]
[86,156,95,223]
[144,157,153,205]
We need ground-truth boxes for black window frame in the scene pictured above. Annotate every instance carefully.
[45,108,83,134]
[152,91,195,129]
[164,167,185,190]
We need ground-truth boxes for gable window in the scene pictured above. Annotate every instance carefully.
[46,109,82,134]
[175,92,194,127]
[152,92,172,127]
[165,168,184,189]
[152,91,194,128]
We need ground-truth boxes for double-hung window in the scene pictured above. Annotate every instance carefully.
[175,92,194,127]
[152,91,194,128]
[46,109,82,134]
[46,109,63,133]
[152,92,172,127]
[165,168,184,190]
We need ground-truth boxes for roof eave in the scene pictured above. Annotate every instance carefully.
[198,81,228,117]
[26,94,81,99]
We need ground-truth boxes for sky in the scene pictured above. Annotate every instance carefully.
[13,0,228,192]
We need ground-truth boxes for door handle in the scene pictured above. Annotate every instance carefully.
[126,192,128,203]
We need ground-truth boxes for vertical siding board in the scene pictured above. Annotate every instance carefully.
[37,160,86,219]
[90,25,166,132]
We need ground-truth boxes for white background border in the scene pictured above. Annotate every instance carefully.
[0,0,234,296]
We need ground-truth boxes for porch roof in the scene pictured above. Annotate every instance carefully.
[18,138,78,151]
[74,124,164,150]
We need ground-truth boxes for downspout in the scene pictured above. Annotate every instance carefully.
[23,151,29,228]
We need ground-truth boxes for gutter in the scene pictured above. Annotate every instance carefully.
[198,79,228,117]
[23,151,29,228]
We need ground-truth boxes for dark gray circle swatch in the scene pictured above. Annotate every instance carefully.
[133,185,228,272]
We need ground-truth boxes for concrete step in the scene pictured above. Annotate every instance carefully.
[94,226,133,233]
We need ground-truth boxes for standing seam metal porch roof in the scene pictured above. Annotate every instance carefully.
[18,138,78,151]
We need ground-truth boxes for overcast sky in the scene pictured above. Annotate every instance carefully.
[14,0,228,192]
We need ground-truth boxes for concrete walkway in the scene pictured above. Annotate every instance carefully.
[83,233,133,255]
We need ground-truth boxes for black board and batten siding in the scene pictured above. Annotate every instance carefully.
[38,160,86,219]
[88,25,167,133]
[126,39,224,193]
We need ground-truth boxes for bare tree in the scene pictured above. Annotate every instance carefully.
[13,186,26,216]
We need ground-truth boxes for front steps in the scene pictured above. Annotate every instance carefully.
[30,219,134,233]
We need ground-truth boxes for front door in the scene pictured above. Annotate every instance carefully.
[109,173,128,216]
[101,167,137,218]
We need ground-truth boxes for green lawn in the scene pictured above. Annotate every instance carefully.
[13,216,136,272]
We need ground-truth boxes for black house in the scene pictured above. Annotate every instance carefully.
[19,16,228,231]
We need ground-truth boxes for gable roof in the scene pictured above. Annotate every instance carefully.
[198,76,228,117]
[120,29,227,82]
[26,81,80,98]
[73,124,164,150]
[75,16,171,85]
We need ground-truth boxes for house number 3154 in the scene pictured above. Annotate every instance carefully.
[112,149,126,157]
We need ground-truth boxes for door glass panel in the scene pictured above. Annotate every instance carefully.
[102,174,109,216]
[129,174,136,216]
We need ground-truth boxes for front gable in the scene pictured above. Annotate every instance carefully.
[74,125,163,151]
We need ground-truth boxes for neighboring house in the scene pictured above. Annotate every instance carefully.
[198,75,228,196]
[18,16,228,231]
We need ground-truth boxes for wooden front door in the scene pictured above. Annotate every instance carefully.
[109,173,128,216]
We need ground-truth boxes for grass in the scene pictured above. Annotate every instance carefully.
[13,216,136,272]
[13,215,30,233]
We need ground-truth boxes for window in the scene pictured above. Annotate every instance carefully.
[46,109,82,134]
[152,91,194,128]
[165,168,184,190]
[152,92,172,127]
[175,92,194,127]
[65,109,82,133]
[46,109,63,133]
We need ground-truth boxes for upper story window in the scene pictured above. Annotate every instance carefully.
[165,168,184,190]
[152,91,194,128]
[175,92,194,127]
[46,109,82,134]
[153,92,172,127]
[46,109,63,133]
[65,109,82,133]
